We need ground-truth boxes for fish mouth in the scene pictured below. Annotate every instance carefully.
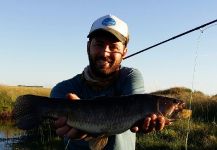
[175,101,185,111]
[170,101,186,119]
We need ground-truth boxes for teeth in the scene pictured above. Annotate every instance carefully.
[98,60,110,65]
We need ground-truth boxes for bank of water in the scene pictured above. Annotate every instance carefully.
[0,121,64,150]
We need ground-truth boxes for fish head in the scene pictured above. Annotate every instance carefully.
[156,96,185,118]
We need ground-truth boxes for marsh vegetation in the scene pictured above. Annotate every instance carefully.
[0,85,216,149]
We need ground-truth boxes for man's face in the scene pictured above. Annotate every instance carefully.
[87,34,127,78]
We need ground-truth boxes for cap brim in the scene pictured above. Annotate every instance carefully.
[87,29,128,44]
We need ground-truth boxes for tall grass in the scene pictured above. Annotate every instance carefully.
[137,87,217,149]
[1,85,216,149]
[136,120,217,150]
[0,85,51,102]
[0,85,51,119]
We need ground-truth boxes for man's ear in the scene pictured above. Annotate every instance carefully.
[87,41,90,53]
[122,47,128,58]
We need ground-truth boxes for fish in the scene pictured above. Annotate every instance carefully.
[12,94,185,150]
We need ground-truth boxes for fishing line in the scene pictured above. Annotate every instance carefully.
[185,29,202,150]
[123,19,217,60]
[185,23,217,150]
[65,139,71,150]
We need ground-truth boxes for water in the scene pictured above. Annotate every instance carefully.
[0,132,8,150]
[0,121,23,150]
[0,121,64,150]
[0,133,16,150]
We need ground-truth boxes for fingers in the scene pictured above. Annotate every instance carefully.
[55,117,70,136]
[130,126,139,133]
[56,124,71,136]
[55,116,88,140]
[56,125,88,139]
[55,118,88,139]
[66,93,80,101]
[55,93,86,139]
[165,118,173,125]
[65,128,88,139]
[155,116,165,131]
[131,114,168,134]
[55,117,67,128]
[141,114,157,133]
[145,114,157,131]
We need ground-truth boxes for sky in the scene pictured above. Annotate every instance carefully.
[0,0,216,95]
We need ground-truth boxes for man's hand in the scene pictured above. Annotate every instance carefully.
[130,114,171,134]
[54,93,88,139]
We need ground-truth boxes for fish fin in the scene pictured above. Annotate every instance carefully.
[84,136,94,141]
[88,135,108,150]
[12,95,41,130]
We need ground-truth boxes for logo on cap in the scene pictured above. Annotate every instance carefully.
[102,18,116,26]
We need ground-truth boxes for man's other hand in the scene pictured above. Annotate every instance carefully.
[130,114,171,134]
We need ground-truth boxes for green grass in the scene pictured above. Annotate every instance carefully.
[0,85,51,102]
[139,87,217,149]
[136,120,217,150]
[0,85,217,149]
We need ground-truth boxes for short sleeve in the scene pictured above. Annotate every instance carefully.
[119,67,145,95]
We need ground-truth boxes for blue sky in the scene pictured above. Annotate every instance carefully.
[0,0,216,95]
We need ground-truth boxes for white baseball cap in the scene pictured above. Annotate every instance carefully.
[87,14,129,44]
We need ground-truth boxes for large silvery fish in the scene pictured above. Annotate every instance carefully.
[12,94,185,150]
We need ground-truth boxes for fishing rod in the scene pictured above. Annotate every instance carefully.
[124,19,217,60]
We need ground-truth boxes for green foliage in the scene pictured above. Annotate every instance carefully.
[137,87,217,149]
[191,99,217,122]
[136,120,217,150]
[0,85,51,120]
[1,85,217,149]
[0,91,13,112]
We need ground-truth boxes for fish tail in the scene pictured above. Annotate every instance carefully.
[12,95,42,130]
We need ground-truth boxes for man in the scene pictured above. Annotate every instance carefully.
[50,14,167,150]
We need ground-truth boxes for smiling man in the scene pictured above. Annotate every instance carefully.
[51,14,166,150]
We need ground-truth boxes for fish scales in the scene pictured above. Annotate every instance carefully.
[67,95,146,134]
[12,94,184,135]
